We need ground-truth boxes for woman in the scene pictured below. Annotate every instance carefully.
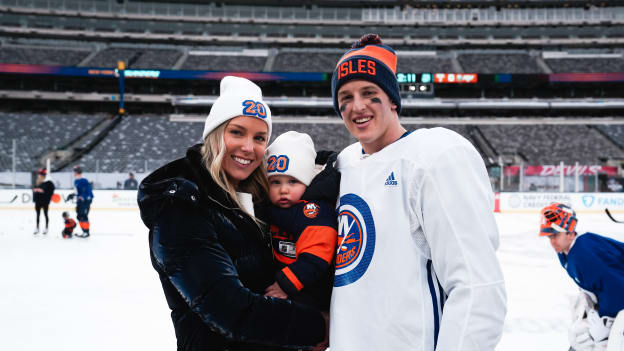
[138,76,326,351]
[33,168,55,235]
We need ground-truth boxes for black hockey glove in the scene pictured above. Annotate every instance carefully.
[302,150,340,204]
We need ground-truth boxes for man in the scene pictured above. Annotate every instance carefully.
[329,34,506,351]
[539,203,624,351]
[124,172,138,190]
[71,165,93,238]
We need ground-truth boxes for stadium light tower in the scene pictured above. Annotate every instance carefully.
[116,60,126,116]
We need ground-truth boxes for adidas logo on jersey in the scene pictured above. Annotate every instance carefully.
[384,172,398,186]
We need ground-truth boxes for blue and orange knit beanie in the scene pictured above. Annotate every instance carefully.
[331,34,401,117]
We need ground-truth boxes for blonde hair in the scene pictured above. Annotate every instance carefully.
[200,121,269,222]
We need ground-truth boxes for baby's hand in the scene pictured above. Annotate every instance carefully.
[264,282,288,299]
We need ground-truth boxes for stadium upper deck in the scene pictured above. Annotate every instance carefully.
[1,0,624,48]
[2,42,622,74]
[0,0,622,108]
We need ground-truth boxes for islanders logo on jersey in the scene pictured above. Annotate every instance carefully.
[334,193,376,287]
[303,202,320,219]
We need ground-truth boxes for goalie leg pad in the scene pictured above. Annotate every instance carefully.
[607,310,624,351]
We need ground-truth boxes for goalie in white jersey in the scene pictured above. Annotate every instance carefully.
[329,33,507,351]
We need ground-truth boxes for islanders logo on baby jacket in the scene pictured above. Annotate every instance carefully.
[334,193,376,287]
[303,202,320,219]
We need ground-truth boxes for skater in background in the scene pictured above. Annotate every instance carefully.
[329,34,506,351]
[32,168,55,235]
[69,165,93,238]
[61,211,76,239]
[138,76,327,350]
[539,203,624,351]
[263,131,338,313]
[123,172,138,190]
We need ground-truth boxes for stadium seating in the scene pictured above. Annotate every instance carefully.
[86,48,143,68]
[181,55,267,71]
[3,43,622,75]
[272,52,456,73]
[273,51,344,72]
[595,125,624,149]
[397,56,455,74]
[0,46,89,66]
[2,113,622,174]
[0,112,103,172]
[84,47,183,69]
[76,115,203,172]
[132,49,183,69]
[272,123,356,152]
[478,124,624,164]
[544,58,624,73]
[457,53,544,73]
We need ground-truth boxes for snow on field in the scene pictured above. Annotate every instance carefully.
[1,207,622,351]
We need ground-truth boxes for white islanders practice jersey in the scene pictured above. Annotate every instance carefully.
[331,127,506,351]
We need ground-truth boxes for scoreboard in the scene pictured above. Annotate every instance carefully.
[397,72,478,84]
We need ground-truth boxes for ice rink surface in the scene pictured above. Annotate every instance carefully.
[1,207,622,351]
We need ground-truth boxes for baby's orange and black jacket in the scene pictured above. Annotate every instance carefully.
[270,199,337,310]
[63,218,76,235]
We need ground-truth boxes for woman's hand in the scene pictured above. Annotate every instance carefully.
[264,282,288,299]
[311,311,329,351]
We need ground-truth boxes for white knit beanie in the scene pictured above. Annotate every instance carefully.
[266,131,316,186]
[202,76,272,141]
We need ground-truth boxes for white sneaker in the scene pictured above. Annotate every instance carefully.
[42,228,48,235]
[33,228,39,235]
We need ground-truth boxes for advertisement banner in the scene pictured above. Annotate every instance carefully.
[0,64,327,82]
[500,192,624,213]
[434,73,478,83]
[4,190,622,215]
[0,189,138,210]
[504,165,617,177]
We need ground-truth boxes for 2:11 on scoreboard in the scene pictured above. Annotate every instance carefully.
[396,73,432,84]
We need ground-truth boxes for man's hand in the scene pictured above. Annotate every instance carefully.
[264,282,288,299]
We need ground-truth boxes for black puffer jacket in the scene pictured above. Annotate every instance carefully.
[138,145,325,351]
[33,180,55,205]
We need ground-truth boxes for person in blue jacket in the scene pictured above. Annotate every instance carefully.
[539,203,624,350]
[71,165,93,238]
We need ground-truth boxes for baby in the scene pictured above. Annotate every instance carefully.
[264,131,339,309]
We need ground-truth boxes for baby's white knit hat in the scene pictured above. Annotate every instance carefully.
[266,131,317,186]
[202,76,272,141]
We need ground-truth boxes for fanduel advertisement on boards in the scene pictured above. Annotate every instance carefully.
[4,190,623,214]
[499,193,624,213]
